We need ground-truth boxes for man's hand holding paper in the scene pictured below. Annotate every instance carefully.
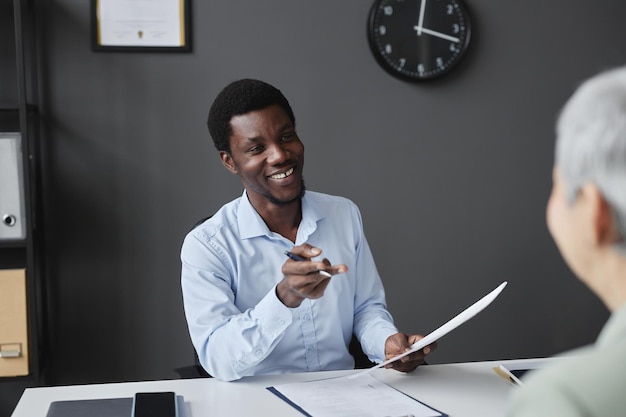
[384,332,438,372]
[361,281,508,375]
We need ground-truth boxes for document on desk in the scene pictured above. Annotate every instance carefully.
[268,372,446,417]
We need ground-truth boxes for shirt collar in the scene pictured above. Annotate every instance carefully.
[236,190,324,241]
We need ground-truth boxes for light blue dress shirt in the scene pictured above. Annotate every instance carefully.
[181,190,398,381]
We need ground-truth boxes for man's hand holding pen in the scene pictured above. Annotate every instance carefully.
[277,244,348,308]
[384,333,438,373]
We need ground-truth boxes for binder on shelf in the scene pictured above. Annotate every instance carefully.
[0,268,29,377]
[0,132,26,240]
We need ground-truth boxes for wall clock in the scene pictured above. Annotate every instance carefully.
[367,0,472,82]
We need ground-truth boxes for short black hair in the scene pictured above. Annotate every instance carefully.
[207,79,296,153]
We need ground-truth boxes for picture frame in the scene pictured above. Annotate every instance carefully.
[91,0,191,52]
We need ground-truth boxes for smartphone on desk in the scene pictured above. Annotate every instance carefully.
[132,392,178,417]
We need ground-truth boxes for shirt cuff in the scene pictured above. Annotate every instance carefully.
[364,324,399,363]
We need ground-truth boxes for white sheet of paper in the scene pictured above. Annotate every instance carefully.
[98,0,184,47]
[268,372,444,417]
[360,281,507,374]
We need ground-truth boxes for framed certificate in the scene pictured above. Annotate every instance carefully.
[92,0,191,52]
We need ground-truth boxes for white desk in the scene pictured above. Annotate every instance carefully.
[11,359,541,417]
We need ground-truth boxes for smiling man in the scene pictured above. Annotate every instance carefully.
[180,79,435,381]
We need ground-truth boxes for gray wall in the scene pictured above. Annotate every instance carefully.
[34,0,625,385]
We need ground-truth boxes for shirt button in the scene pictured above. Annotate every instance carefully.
[255,349,263,357]
[303,315,310,321]
[278,318,285,325]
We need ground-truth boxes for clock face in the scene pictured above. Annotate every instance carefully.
[367,0,472,82]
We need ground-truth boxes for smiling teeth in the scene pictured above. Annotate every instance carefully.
[270,167,294,179]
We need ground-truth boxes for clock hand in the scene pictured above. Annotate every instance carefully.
[415,0,427,36]
[413,26,460,43]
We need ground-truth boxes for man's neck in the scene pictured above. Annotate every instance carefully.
[249,196,302,243]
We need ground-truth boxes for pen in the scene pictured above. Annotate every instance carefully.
[284,250,333,278]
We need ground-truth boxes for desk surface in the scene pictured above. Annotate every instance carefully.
[11,359,546,417]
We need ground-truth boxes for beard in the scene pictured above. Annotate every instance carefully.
[266,177,306,206]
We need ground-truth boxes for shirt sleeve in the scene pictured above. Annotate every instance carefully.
[181,232,294,381]
[348,203,399,362]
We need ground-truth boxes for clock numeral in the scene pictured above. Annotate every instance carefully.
[449,43,458,52]
[417,64,425,74]
[398,58,406,68]
[385,44,392,54]
[383,5,393,15]
[452,23,460,34]
[378,25,387,36]
[436,57,444,68]
[446,4,454,15]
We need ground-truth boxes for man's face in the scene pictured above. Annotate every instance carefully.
[220,104,305,208]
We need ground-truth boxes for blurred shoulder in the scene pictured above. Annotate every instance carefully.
[508,342,626,417]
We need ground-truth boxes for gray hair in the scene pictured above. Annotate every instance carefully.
[556,66,626,254]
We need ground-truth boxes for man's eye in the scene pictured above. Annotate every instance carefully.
[247,145,263,154]
[281,133,296,142]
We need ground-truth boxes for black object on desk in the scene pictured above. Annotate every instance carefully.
[45,395,185,417]
[46,398,132,417]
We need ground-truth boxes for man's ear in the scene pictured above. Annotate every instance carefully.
[584,183,619,245]
[219,151,238,175]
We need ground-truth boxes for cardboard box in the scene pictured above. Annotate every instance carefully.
[0,269,29,377]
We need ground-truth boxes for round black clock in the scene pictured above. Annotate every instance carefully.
[367,0,472,82]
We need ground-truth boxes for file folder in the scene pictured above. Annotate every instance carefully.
[0,133,27,240]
